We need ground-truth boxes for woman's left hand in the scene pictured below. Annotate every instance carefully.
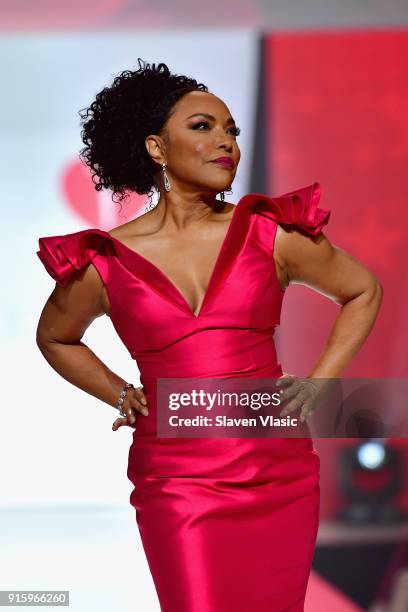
[276,373,331,422]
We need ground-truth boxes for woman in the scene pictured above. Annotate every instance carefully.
[36,59,383,611]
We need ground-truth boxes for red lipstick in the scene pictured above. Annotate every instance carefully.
[211,157,235,169]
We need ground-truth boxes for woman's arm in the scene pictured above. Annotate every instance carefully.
[275,225,383,378]
[36,264,148,427]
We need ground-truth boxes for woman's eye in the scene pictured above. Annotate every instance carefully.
[192,121,210,130]
[191,121,241,137]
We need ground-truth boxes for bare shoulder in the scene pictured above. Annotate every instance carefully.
[108,209,155,240]
[273,224,331,291]
[274,224,381,303]
[274,223,329,267]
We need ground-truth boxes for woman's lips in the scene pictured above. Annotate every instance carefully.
[210,159,234,169]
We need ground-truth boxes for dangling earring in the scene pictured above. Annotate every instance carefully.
[161,162,171,192]
[220,185,232,202]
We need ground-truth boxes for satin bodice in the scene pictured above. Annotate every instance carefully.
[37,182,331,434]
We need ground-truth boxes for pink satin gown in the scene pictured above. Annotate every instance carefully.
[37,182,331,612]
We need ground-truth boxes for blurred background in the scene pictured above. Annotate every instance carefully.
[1,1,408,610]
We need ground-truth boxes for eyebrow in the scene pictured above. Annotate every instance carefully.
[186,112,236,125]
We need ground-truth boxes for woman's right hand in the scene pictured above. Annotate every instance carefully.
[112,385,149,431]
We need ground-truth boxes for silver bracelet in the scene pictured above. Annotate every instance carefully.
[116,382,135,417]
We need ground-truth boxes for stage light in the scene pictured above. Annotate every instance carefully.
[337,441,405,524]
[357,441,386,470]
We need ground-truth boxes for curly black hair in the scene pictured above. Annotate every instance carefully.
[78,58,209,206]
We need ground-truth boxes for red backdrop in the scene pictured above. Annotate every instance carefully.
[264,29,408,518]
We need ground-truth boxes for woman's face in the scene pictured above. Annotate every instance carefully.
[150,90,241,197]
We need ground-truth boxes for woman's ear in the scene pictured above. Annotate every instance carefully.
[145,134,165,165]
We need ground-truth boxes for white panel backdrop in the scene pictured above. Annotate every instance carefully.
[0,30,258,508]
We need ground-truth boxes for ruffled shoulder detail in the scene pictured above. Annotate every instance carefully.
[37,228,111,287]
[244,182,331,237]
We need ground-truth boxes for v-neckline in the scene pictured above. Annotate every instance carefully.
[103,195,251,319]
